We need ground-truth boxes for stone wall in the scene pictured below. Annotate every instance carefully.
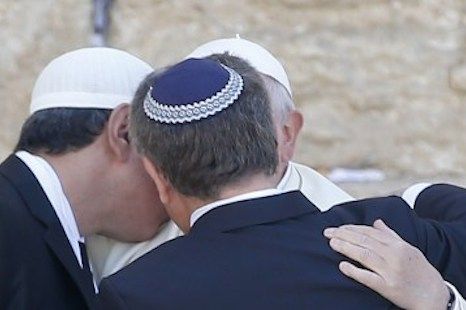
[1,0,465,178]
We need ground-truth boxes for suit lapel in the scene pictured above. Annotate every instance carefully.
[43,225,96,305]
[191,191,319,234]
[0,155,95,307]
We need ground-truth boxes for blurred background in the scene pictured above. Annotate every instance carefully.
[0,0,465,197]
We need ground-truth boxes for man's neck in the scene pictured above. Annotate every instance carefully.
[41,149,106,237]
[178,173,278,231]
[217,173,280,203]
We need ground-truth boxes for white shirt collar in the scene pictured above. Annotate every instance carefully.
[190,164,294,227]
[16,151,84,267]
[190,188,281,227]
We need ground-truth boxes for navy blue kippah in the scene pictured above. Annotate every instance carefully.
[143,58,244,124]
[152,58,229,106]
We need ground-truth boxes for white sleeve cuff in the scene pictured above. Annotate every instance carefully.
[446,281,466,310]
[401,183,432,209]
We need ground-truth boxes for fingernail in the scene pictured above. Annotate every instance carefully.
[339,261,351,273]
[374,219,384,227]
[323,228,336,237]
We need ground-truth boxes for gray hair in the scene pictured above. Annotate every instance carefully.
[261,74,295,125]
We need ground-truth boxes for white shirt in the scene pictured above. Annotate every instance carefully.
[16,151,84,267]
[16,151,98,292]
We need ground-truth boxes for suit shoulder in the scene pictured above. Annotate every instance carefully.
[322,196,419,244]
[0,174,29,224]
[102,234,195,281]
[99,234,204,307]
[325,195,411,219]
[0,172,47,257]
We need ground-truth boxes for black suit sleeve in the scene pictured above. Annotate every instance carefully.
[0,200,12,308]
[98,278,128,310]
[414,183,466,222]
[327,188,466,295]
[408,184,466,295]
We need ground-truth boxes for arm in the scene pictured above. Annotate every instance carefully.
[410,184,466,222]
[327,192,466,293]
[408,184,466,293]
[324,220,465,310]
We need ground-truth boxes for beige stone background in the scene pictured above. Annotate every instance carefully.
[1,0,465,197]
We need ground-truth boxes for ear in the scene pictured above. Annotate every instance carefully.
[281,110,303,161]
[142,156,172,206]
[105,104,131,162]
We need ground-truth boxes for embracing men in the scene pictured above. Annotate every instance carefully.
[1,41,465,310]
[98,54,466,308]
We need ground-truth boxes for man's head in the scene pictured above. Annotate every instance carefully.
[130,56,278,231]
[16,48,167,241]
[17,47,150,155]
[187,37,292,97]
[187,37,303,177]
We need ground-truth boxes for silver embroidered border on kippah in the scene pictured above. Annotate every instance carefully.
[143,65,244,124]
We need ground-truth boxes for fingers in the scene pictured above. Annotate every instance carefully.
[323,221,402,273]
[339,261,385,292]
[324,225,382,246]
[325,224,394,246]
[328,237,386,271]
[324,217,405,246]
[324,225,391,256]
[373,219,401,240]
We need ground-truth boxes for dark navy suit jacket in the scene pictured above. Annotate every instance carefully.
[0,155,97,309]
[99,185,466,310]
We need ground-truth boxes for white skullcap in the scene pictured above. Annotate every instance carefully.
[186,36,292,97]
[30,47,153,114]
